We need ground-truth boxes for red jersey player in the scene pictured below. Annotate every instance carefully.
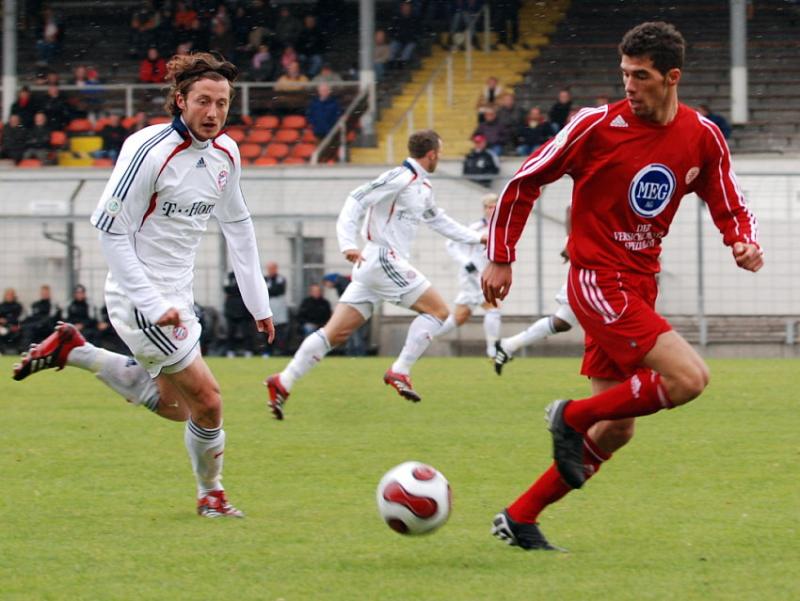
[483,21,763,551]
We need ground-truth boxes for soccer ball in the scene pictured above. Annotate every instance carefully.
[376,461,451,535]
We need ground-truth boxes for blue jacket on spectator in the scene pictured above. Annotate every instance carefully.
[307,92,342,139]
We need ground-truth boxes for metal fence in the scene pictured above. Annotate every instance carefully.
[0,165,798,350]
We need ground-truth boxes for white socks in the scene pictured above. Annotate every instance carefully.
[391,314,443,375]
[185,419,225,497]
[502,316,556,354]
[436,314,458,338]
[280,329,332,390]
[67,344,160,411]
[483,309,502,357]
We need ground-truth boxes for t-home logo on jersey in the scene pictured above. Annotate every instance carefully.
[628,163,676,218]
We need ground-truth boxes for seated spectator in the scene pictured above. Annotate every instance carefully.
[374,29,392,81]
[139,47,168,83]
[548,88,572,132]
[388,1,418,67]
[275,6,302,50]
[698,103,732,139]
[93,114,128,163]
[472,107,506,156]
[73,64,101,87]
[476,76,503,123]
[312,64,343,86]
[516,106,554,155]
[297,283,331,337]
[223,271,258,357]
[275,60,310,92]
[1,114,28,164]
[173,1,197,34]
[21,284,61,349]
[462,134,500,188]
[307,83,342,139]
[96,305,127,354]
[67,284,99,344]
[250,44,277,82]
[129,3,158,58]
[495,92,524,154]
[40,84,71,131]
[280,45,299,76]
[36,7,63,65]
[296,14,326,78]
[72,65,104,118]
[11,86,39,129]
[0,288,23,354]
[23,112,53,164]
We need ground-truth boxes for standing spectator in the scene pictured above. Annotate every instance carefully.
[0,288,24,353]
[296,14,326,78]
[173,0,198,40]
[307,83,342,139]
[20,284,60,348]
[373,29,392,81]
[154,5,176,57]
[472,107,506,156]
[23,112,52,163]
[11,87,39,129]
[264,262,289,356]
[495,92,525,154]
[129,2,158,58]
[93,113,128,163]
[548,88,573,132]
[35,7,63,65]
[493,0,520,49]
[250,44,277,82]
[516,106,554,155]
[1,115,29,164]
[448,0,484,49]
[476,76,503,122]
[275,6,302,51]
[388,1,418,67]
[223,271,258,357]
[40,84,71,131]
[698,103,732,139]
[296,283,331,337]
[66,284,99,344]
[139,46,168,83]
[462,133,500,187]
[311,64,343,86]
[275,60,309,92]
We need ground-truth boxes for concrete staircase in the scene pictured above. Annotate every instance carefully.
[350,0,570,164]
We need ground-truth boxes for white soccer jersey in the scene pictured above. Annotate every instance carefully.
[445,217,489,272]
[336,158,482,259]
[91,117,270,324]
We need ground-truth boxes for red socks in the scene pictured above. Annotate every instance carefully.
[507,436,611,524]
[563,368,672,434]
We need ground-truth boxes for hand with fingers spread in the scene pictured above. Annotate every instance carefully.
[732,242,764,272]
[482,262,513,307]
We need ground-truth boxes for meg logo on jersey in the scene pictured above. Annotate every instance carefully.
[628,163,676,218]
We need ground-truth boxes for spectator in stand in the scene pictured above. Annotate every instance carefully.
[23,112,52,164]
[154,5,176,57]
[209,15,235,59]
[0,288,23,353]
[448,0,484,49]
[20,284,60,348]
[173,1,198,37]
[280,45,300,75]
[66,284,99,344]
[374,29,392,81]
[129,2,158,58]
[472,107,506,156]
[96,305,127,354]
[297,283,331,337]
[495,92,525,154]
[388,0,418,67]
[307,83,342,139]
[11,86,39,129]
[73,64,101,87]
[698,103,731,139]
[41,84,71,131]
[493,0,520,49]
[250,44,277,82]
[275,60,309,92]
[127,110,149,133]
[72,65,103,118]
[476,76,503,123]
[223,271,258,357]
[1,115,28,164]
[296,14,326,78]
[139,46,168,83]
[275,6,302,51]
[548,88,572,132]
[516,106,553,155]
[35,7,63,65]
[463,133,500,188]
[93,114,128,163]
[264,262,289,356]
[312,64,343,86]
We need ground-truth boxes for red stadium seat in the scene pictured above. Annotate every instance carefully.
[50,130,68,148]
[17,158,43,168]
[264,143,289,159]
[291,143,316,159]
[281,115,307,130]
[93,117,111,132]
[254,115,280,129]
[67,118,93,133]
[92,158,115,167]
[281,157,307,165]
[246,129,273,144]
[254,156,278,166]
[301,129,317,143]
[148,116,171,125]
[239,143,263,160]
[274,128,300,144]
[225,127,246,143]
[122,116,139,129]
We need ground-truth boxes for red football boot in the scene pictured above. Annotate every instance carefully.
[197,490,244,518]
[383,370,422,402]
[13,322,86,381]
[264,374,289,420]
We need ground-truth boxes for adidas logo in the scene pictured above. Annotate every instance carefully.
[610,115,628,128]
[195,157,206,168]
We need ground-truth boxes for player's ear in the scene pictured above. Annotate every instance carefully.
[176,92,187,111]
[666,68,681,86]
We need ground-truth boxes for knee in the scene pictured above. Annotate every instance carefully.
[327,327,352,347]
[192,387,222,426]
[666,362,710,404]
[432,307,450,322]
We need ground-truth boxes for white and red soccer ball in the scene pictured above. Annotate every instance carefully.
[376,461,451,535]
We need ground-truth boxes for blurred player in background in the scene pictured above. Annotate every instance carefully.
[14,52,274,518]
[435,192,502,359]
[483,22,762,550]
[265,130,485,418]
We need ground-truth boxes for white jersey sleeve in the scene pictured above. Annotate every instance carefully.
[422,195,483,245]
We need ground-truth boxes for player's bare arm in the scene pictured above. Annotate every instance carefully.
[732,242,764,272]
[482,262,513,307]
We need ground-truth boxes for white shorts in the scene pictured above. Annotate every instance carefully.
[554,283,577,327]
[339,244,431,319]
[453,270,484,307]
[105,276,201,377]
[555,283,569,306]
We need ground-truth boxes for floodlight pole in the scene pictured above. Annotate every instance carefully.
[730,0,748,124]
[359,0,376,145]
[2,0,17,121]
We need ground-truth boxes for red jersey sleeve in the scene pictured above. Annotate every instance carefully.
[692,115,759,248]
[487,106,608,262]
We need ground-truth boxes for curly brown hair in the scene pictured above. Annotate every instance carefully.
[164,52,239,116]
[619,21,685,75]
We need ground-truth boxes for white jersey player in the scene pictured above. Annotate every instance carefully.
[265,130,485,417]
[435,193,502,357]
[13,53,275,518]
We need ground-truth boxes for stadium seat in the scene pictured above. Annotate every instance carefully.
[93,118,111,132]
[149,116,171,125]
[239,143,263,160]
[291,143,316,159]
[66,118,93,133]
[254,115,280,129]
[239,115,253,126]
[281,157,307,165]
[50,130,68,148]
[92,158,115,167]
[254,156,278,166]
[264,143,290,160]
[246,129,273,144]
[122,116,139,129]
[17,158,43,168]
[274,128,300,144]
[225,127,246,143]
[301,129,317,143]
[281,115,307,130]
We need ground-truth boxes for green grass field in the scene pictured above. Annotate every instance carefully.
[2,356,798,601]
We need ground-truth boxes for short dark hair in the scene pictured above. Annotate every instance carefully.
[407,129,441,158]
[619,21,685,75]
[164,52,238,116]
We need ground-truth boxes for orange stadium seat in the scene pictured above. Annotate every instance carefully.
[246,129,272,144]
[281,115,307,130]
[50,130,68,148]
[122,116,139,129]
[239,143,263,160]
[225,127,246,143]
[281,157,307,165]
[253,156,278,166]
[17,158,43,168]
[93,117,111,132]
[291,143,316,159]
[274,128,300,144]
[149,116,171,125]
[264,143,289,160]
[239,115,253,126]
[67,118,93,133]
[92,158,115,167]
[254,115,280,129]
[301,129,317,143]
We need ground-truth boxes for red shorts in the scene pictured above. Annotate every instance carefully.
[567,266,672,381]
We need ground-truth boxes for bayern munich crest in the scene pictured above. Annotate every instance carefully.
[217,169,229,192]
[173,325,188,341]
[628,163,676,218]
